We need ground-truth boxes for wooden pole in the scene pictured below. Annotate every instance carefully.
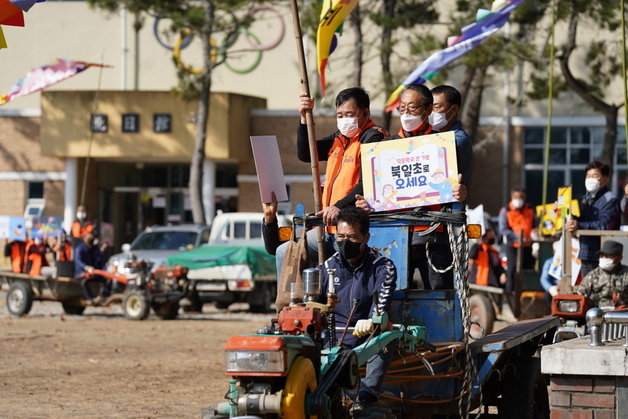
[289,0,326,263]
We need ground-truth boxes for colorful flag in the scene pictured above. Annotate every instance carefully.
[384,0,524,112]
[0,26,6,48]
[0,58,111,105]
[316,0,358,96]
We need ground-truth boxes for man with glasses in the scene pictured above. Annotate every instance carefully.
[566,160,621,278]
[315,206,397,414]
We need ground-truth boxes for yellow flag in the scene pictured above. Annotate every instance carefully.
[316,0,358,96]
[0,27,7,49]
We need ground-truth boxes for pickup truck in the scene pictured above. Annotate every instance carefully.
[166,212,290,313]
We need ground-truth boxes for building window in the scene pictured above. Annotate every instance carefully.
[90,113,108,132]
[122,113,140,133]
[27,181,44,199]
[523,126,626,206]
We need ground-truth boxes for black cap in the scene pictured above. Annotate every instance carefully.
[597,240,623,256]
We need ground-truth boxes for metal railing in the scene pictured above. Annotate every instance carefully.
[586,308,628,347]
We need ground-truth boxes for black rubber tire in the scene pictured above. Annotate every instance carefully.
[123,290,150,320]
[249,282,274,313]
[154,302,180,320]
[183,295,203,313]
[469,293,495,337]
[6,281,33,317]
[62,302,86,315]
[500,357,550,419]
[214,301,231,310]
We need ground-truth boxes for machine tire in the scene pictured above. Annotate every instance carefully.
[7,281,33,317]
[249,282,273,313]
[154,302,180,320]
[183,294,203,313]
[281,357,317,419]
[123,290,150,320]
[469,293,495,337]
[214,301,231,310]
[62,302,86,315]
[500,356,549,419]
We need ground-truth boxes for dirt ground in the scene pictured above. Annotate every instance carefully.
[0,290,269,418]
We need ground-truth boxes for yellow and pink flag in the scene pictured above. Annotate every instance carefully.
[316,0,358,96]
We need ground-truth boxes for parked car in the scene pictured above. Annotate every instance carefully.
[107,224,211,272]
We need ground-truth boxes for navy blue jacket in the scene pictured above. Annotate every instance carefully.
[74,243,105,279]
[576,187,620,261]
[316,247,397,347]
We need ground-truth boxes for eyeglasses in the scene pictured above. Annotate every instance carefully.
[336,233,363,242]
[396,104,426,114]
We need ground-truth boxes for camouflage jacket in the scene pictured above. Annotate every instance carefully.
[574,265,628,308]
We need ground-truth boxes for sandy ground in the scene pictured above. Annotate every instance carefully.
[0,290,269,419]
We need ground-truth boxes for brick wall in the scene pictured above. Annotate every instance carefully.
[549,376,617,418]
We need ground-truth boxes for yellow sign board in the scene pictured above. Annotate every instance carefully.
[361,132,459,211]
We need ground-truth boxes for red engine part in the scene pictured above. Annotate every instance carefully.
[277,306,324,338]
[152,265,189,279]
[551,293,591,318]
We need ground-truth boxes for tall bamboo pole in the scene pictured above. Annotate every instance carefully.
[289,0,325,263]
[542,0,555,206]
[622,0,628,153]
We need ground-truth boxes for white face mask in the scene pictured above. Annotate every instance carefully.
[598,257,616,271]
[512,199,524,209]
[428,111,450,131]
[400,113,424,132]
[77,211,86,220]
[585,178,600,194]
[337,117,360,138]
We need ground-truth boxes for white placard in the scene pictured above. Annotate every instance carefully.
[250,136,289,203]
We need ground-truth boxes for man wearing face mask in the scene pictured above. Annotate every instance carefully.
[498,187,537,292]
[574,240,628,308]
[566,160,621,278]
[74,231,108,304]
[71,204,95,248]
[315,207,397,413]
[430,85,472,188]
[275,88,387,276]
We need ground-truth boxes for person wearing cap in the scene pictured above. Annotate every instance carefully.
[574,240,628,308]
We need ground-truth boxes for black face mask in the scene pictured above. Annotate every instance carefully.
[487,238,496,245]
[337,239,363,261]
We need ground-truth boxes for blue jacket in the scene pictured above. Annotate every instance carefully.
[74,243,105,278]
[316,247,397,348]
[576,187,620,261]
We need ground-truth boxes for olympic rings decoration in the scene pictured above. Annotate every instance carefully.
[172,30,222,75]
[224,29,263,74]
[154,5,286,75]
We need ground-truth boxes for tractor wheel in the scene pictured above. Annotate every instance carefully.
[469,293,495,337]
[7,281,33,317]
[154,302,180,320]
[62,302,86,315]
[500,357,549,419]
[249,282,274,313]
[281,357,317,419]
[182,294,203,313]
[123,290,150,320]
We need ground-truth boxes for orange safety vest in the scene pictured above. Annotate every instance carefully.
[471,243,500,286]
[71,221,94,239]
[57,241,72,262]
[505,203,534,248]
[9,241,26,273]
[322,121,379,208]
[24,241,48,276]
